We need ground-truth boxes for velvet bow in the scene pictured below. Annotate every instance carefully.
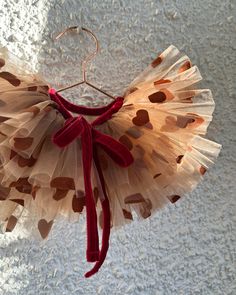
[48,89,133,277]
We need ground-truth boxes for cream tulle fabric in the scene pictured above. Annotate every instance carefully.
[0,45,221,239]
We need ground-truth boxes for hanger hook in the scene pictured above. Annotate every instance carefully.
[55,26,99,82]
[53,26,115,100]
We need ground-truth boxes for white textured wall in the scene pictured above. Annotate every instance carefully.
[0,0,235,294]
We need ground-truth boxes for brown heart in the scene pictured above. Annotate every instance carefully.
[53,189,68,201]
[151,55,162,68]
[50,177,75,190]
[176,116,195,128]
[6,215,18,232]
[10,199,24,206]
[122,209,133,220]
[0,71,21,86]
[72,190,86,213]
[140,199,152,218]
[10,177,32,194]
[169,195,181,203]
[154,79,171,85]
[124,193,145,204]
[132,109,150,126]
[18,155,37,167]
[200,166,207,175]
[119,135,133,150]
[0,58,5,68]
[14,137,34,150]
[178,61,191,73]
[27,86,38,91]
[176,155,184,164]
[38,219,53,239]
[148,91,166,103]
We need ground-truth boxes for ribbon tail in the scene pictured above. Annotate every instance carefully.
[81,122,100,262]
[85,145,111,278]
[85,198,111,278]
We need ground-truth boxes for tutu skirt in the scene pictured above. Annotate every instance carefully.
[0,45,221,276]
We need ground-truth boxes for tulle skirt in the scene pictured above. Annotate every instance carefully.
[0,45,221,239]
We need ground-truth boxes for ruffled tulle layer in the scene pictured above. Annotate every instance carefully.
[0,45,221,239]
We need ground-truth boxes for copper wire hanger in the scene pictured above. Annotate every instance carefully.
[54,26,115,100]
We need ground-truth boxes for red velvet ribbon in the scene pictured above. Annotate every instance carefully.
[48,89,133,277]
